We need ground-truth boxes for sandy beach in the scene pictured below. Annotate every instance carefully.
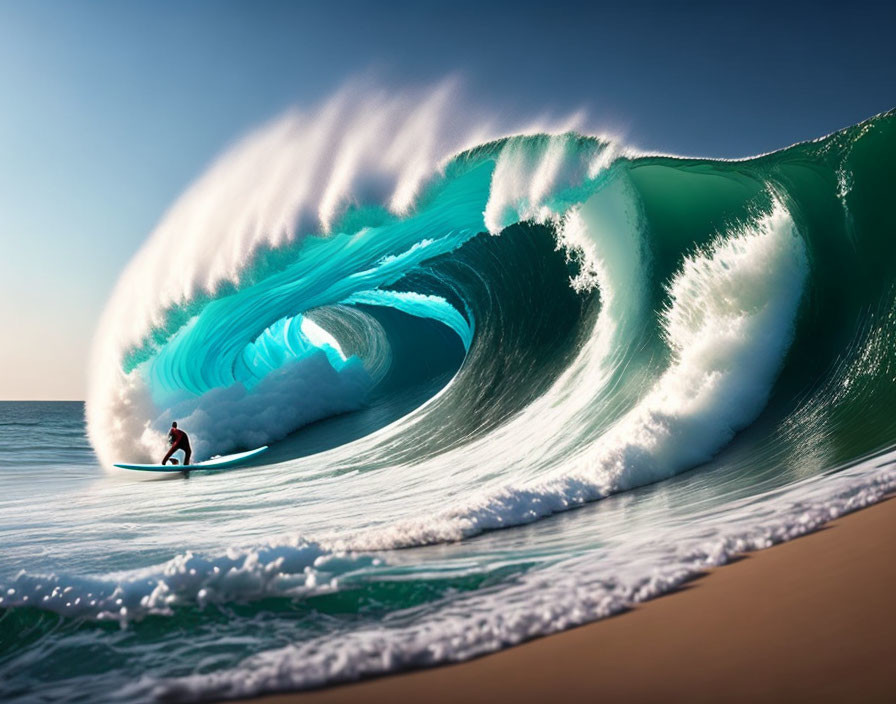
[244,496,896,704]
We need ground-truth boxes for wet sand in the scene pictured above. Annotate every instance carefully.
[243,496,896,704]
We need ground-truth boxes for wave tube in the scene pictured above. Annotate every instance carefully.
[87,84,602,468]
[87,85,896,562]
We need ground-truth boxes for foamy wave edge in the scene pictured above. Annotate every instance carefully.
[149,449,896,701]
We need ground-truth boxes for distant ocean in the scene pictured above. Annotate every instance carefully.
[3,104,896,702]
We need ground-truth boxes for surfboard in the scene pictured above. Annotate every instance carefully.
[113,445,269,472]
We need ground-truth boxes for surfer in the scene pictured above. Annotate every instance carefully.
[162,421,192,466]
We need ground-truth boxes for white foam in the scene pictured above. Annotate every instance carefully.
[0,539,388,626]
[156,352,372,461]
[149,450,896,701]
[483,133,612,234]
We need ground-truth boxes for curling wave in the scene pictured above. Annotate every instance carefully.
[86,93,896,534]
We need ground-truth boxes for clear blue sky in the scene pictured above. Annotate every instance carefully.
[0,0,893,399]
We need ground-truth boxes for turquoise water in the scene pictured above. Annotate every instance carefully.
[2,101,896,702]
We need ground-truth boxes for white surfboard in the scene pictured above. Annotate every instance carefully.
[114,445,269,472]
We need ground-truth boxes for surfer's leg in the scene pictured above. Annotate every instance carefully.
[183,446,192,466]
[161,446,177,465]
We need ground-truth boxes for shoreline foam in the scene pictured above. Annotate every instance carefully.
[239,495,896,704]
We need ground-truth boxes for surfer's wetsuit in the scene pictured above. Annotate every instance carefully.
[162,428,192,466]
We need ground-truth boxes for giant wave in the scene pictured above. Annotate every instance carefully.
[86,84,896,551]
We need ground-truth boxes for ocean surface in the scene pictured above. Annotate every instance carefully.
[2,95,896,702]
